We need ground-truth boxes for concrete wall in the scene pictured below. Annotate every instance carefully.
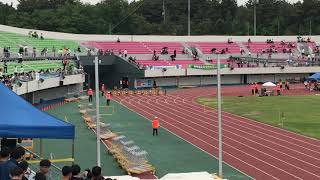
[1,24,319,43]
[13,74,85,95]
[145,66,320,77]
[145,73,308,88]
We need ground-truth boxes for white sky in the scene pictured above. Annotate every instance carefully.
[0,0,302,8]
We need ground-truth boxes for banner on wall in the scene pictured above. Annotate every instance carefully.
[188,64,227,70]
[149,65,182,70]
[135,79,153,88]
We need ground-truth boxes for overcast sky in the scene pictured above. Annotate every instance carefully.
[0,0,302,8]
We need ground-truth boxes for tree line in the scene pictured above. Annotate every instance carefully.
[0,0,319,36]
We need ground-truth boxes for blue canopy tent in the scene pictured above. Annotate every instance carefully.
[308,73,320,81]
[0,83,75,160]
[0,83,74,139]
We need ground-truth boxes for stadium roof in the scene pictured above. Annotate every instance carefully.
[0,83,75,139]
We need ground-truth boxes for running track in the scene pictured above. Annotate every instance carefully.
[113,86,320,180]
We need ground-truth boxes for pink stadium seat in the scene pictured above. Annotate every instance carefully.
[188,42,240,54]
[86,41,151,54]
[244,42,296,53]
[141,42,183,54]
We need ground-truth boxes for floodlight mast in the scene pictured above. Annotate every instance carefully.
[217,54,223,178]
[188,0,191,36]
[254,0,258,36]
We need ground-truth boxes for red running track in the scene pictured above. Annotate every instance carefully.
[113,85,320,180]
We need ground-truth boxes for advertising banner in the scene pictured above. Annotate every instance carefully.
[188,64,227,70]
[135,79,153,88]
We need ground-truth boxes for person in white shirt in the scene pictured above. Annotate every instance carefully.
[14,66,18,74]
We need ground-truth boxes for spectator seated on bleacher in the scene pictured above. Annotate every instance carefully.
[288,42,295,48]
[266,39,274,44]
[211,48,216,54]
[98,49,103,56]
[227,38,233,44]
[117,37,120,43]
[170,54,176,61]
[161,47,168,55]
[152,54,159,61]
[32,31,39,39]
[307,37,311,42]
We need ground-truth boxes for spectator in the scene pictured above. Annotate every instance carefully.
[117,37,120,43]
[40,33,44,40]
[52,46,56,57]
[123,49,128,58]
[17,161,28,180]
[62,57,68,71]
[9,167,23,180]
[18,53,23,64]
[39,159,51,175]
[34,173,46,180]
[62,166,72,180]
[0,147,17,180]
[32,47,36,58]
[4,61,8,73]
[91,166,103,180]
[10,146,25,166]
[71,164,84,180]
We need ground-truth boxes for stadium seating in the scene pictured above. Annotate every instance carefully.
[0,32,80,53]
[0,60,75,75]
[87,42,151,54]
[244,41,295,53]
[188,42,240,54]
[141,42,183,54]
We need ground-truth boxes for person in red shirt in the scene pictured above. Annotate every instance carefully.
[276,83,281,96]
[250,83,255,95]
[254,82,259,94]
[152,117,159,136]
[101,83,105,97]
[105,91,111,106]
[87,88,93,102]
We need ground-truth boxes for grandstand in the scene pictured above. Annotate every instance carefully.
[1,23,320,180]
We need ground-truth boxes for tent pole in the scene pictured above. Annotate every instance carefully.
[39,139,42,159]
[71,139,75,165]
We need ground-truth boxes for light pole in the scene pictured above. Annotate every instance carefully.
[253,0,258,36]
[162,0,165,22]
[94,56,101,166]
[188,0,191,36]
[217,54,223,178]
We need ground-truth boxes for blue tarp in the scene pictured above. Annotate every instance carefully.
[0,83,75,139]
[308,73,320,81]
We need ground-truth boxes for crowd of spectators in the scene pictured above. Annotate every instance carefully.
[0,145,109,180]
[0,58,83,90]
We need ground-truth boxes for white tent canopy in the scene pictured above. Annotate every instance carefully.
[262,82,276,87]
[160,172,221,180]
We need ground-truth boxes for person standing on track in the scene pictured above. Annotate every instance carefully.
[152,117,159,136]
[101,83,105,97]
[105,91,111,106]
[276,83,281,96]
[87,88,93,102]
[250,83,255,95]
